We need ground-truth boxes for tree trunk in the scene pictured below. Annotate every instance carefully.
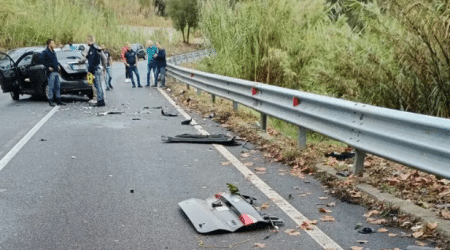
[186,25,190,44]
[180,26,186,43]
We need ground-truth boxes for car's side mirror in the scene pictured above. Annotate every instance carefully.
[31,52,41,66]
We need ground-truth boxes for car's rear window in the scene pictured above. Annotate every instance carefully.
[56,51,83,61]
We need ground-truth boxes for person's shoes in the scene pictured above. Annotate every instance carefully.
[132,85,136,88]
[95,100,105,107]
[146,84,150,87]
[110,86,113,89]
[125,79,131,83]
[49,101,55,107]
[138,85,143,88]
[106,88,110,91]
[56,100,66,106]
[151,85,157,87]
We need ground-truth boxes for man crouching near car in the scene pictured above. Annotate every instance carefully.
[40,39,66,106]
[79,35,105,107]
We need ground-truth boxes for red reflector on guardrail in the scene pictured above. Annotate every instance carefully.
[191,73,194,78]
[251,88,258,95]
[293,97,301,106]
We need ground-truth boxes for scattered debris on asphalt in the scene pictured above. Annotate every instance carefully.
[161,109,178,116]
[132,118,141,120]
[337,171,351,177]
[358,227,375,234]
[181,118,192,125]
[40,139,47,141]
[130,189,134,193]
[161,134,236,144]
[325,151,355,160]
[71,156,77,159]
[97,111,124,116]
[179,185,283,233]
[152,106,163,109]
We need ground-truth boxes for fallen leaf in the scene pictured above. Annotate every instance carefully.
[254,242,266,248]
[255,167,266,174]
[426,222,438,231]
[241,153,250,158]
[221,161,231,166]
[299,192,312,197]
[377,228,388,233]
[327,202,336,207]
[284,229,301,236]
[413,231,423,238]
[411,225,423,232]
[300,221,314,230]
[319,197,329,200]
[440,209,450,220]
[388,233,398,237]
[318,207,332,213]
[244,162,254,167]
[321,216,335,222]
[350,247,363,250]
[260,203,270,210]
[415,241,427,247]
[364,210,380,217]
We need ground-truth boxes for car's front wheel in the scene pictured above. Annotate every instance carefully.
[86,90,94,100]
[10,90,19,101]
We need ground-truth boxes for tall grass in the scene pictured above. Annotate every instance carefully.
[198,0,450,117]
[0,0,179,57]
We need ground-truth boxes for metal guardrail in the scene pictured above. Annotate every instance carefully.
[166,50,450,179]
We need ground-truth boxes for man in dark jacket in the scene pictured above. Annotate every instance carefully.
[124,43,142,88]
[80,35,105,106]
[40,39,65,106]
[153,41,166,88]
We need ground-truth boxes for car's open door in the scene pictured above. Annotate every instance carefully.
[0,52,18,93]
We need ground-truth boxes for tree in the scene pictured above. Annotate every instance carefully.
[167,0,199,44]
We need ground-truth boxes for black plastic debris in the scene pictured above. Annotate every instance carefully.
[161,109,178,117]
[181,118,193,125]
[337,171,351,177]
[161,134,236,145]
[325,152,355,160]
[130,189,134,193]
[179,189,284,233]
[358,227,375,234]
[97,111,124,116]
[40,139,47,141]
[152,106,163,109]
[132,118,141,120]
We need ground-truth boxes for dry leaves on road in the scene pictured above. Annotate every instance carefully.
[284,229,301,236]
[241,152,251,158]
[388,233,398,237]
[260,203,270,210]
[350,246,363,250]
[321,215,335,222]
[244,162,254,167]
[255,167,266,174]
[299,220,317,230]
[221,161,231,166]
[377,228,388,233]
[254,243,266,248]
[415,240,427,246]
[318,207,332,213]
[299,192,312,197]
[327,202,336,207]
[364,210,380,217]
[319,197,329,200]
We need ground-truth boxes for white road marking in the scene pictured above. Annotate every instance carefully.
[158,88,344,250]
[0,106,59,172]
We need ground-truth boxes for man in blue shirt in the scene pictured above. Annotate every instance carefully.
[124,43,142,88]
[153,41,166,88]
[146,40,158,87]
[79,35,105,106]
[40,39,65,106]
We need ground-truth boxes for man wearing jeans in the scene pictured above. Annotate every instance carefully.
[101,44,113,90]
[153,41,166,88]
[80,35,105,107]
[124,43,142,88]
[40,39,65,106]
[146,40,157,87]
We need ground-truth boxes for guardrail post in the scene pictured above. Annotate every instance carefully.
[260,113,267,130]
[186,84,190,90]
[233,101,239,111]
[298,126,307,149]
[211,94,216,104]
[197,88,202,95]
[353,149,366,175]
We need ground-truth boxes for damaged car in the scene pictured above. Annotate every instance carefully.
[0,47,93,101]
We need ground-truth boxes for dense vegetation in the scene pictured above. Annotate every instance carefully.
[198,0,450,117]
[0,0,174,53]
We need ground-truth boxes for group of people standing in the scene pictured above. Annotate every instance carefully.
[121,40,166,88]
[40,36,166,107]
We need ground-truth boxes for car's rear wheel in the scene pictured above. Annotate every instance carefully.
[10,90,19,101]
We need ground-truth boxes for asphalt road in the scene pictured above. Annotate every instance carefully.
[0,60,423,250]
